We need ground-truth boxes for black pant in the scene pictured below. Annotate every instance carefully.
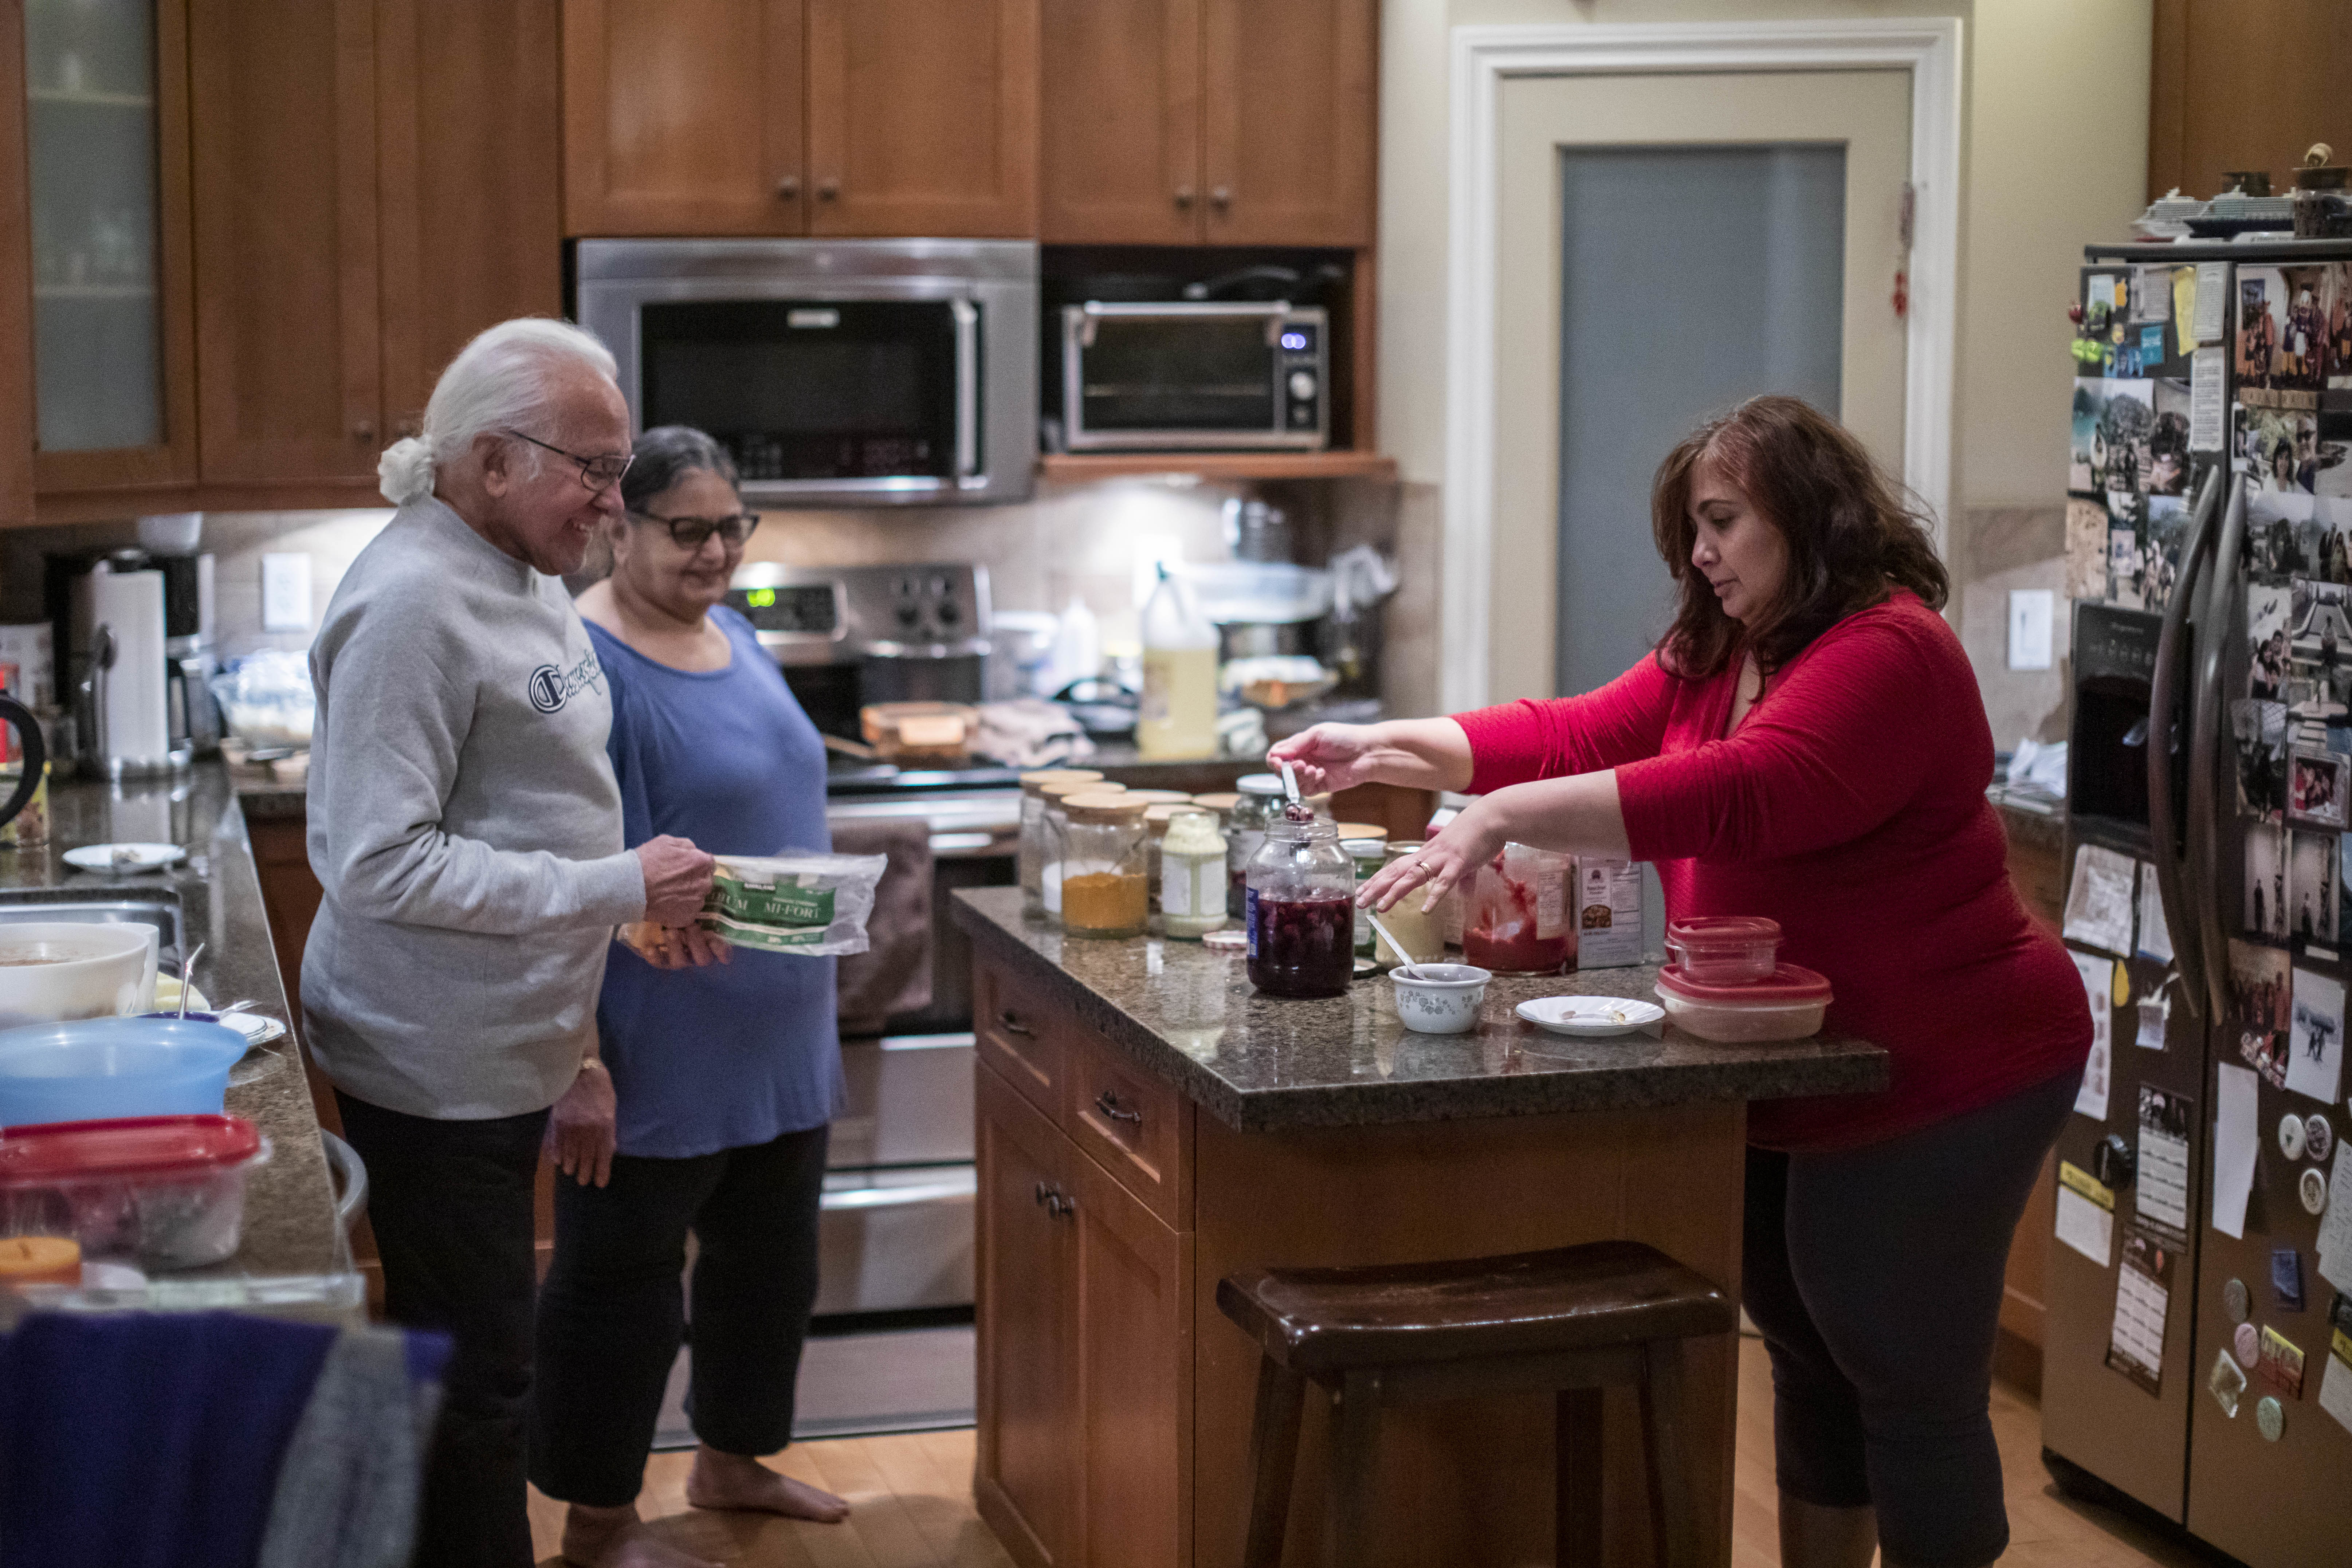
[333,1091,548,1568]
[529,1123,830,1508]
[1742,1066,2079,1568]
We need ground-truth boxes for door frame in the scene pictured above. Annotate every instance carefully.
[1439,18,1963,712]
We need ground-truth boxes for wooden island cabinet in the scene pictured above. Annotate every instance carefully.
[957,887,1886,1568]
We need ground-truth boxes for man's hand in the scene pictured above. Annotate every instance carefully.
[547,1058,617,1188]
[637,835,716,925]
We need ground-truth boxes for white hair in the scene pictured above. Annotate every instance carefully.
[377,317,621,506]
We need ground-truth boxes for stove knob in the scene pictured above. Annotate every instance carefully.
[928,574,953,598]
[936,600,962,627]
[895,602,921,629]
[1288,370,1318,401]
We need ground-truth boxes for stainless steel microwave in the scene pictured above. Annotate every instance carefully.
[575,238,1037,506]
[1058,301,1328,451]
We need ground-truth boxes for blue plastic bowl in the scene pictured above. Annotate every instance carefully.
[0,1017,250,1128]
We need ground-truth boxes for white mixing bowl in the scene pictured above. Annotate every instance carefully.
[0,922,159,1030]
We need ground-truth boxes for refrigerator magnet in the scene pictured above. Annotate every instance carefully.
[2257,1396,2286,1442]
[2236,1321,2263,1368]
[2211,1347,2249,1417]
[2304,1164,2332,1216]
[2274,1247,2308,1313]
[2258,1326,2308,1398]
[2225,1276,2252,1325]
[2308,1113,2334,1163]
[2283,1111,2310,1159]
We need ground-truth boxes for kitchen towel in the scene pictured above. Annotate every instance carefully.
[831,814,935,1035]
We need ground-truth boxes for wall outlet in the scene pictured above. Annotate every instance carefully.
[261,553,313,632]
[2008,588,2054,672]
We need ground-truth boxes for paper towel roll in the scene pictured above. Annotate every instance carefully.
[81,570,172,770]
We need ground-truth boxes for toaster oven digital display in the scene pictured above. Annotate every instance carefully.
[727,583,840,637]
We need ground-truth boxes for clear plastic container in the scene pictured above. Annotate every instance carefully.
[0,1017,248,1126]
[1462,842,1575,975]
[1054,793,1150,939]
[1654,963,1832,1042]
[1227,774,1288,917]
[1663,916,1783,984]
[1245,809,1357,998]
[1018,770,1104,918]
[0,1114,270,1269]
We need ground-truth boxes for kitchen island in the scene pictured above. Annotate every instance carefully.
[951,885,1886,1568]
[1,762,353,1317]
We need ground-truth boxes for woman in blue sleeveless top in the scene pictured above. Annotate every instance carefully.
[530,427,849,1565]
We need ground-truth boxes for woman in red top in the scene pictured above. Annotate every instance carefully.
[1272,396,2090,1568]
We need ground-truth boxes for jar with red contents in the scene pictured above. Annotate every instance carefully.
[1244,807,1356,998]
[1462,841,1575,975]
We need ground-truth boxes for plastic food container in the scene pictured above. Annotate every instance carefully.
[0,1017,250,1127]
[1654,963,1831,1042]
[0,1114,270,1269]
[1663,916,1783,985]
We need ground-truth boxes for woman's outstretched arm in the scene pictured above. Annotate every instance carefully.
[1267,717,1475,795]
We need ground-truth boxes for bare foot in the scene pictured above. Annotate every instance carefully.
[684,1446,851,1524]
[559,1501,721,1568]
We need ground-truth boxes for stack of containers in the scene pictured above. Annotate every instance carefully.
[1017,768,1104,919]
[1653,915,1831,1041]
[1036,777,1125,924]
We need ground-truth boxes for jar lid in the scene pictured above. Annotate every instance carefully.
[1334,822,1387,841]
[1191,792,1242,811]
[1122,789,1196,805]
[1340,838,1387,855]
[1043,778,1124,801]
[1062,791,1149,823]
[1020,768,1104,795]
[1665,915,1782,946]
[1237,774,1286,796]
[1385,839,1426,859]
[0,1114,264,1182]
[1143,802,1196,826]
[1655,962,1831,1004]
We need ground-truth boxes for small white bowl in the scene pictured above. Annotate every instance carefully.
[1389,963,1492,1034]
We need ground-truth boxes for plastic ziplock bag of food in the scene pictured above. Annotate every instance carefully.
[620,850,888,958]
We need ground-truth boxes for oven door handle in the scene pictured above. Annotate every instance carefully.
[819,1174,977,1212]
[951,298,980,482]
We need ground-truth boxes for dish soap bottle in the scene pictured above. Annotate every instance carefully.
[1137,564,1219,758]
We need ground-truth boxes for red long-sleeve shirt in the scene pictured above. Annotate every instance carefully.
[1456,590,2091,1152]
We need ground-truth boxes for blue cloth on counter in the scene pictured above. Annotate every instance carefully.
[589,608,844,1159]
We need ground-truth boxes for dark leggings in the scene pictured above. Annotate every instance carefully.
[528,1123,830,1508]
[1743,1066,2079,1568]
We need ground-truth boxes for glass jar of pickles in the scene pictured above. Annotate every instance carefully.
[1245,807,1357,998]
[1158,807,1228,939]
[1055,792,1150,938]
[1018,769,1103,918]
[1226,774,1288,917]
[1040,778,1125,921]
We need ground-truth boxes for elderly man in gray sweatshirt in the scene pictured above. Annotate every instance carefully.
[305,317,714,1568]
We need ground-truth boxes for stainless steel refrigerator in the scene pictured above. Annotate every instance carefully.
[2042,238,2352,1568]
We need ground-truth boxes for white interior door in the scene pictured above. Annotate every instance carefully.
[1488,68,1914,703]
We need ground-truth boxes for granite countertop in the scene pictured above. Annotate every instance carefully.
[5,762,350,1303]
[952,887,1887,1133]
[227,766,309,821]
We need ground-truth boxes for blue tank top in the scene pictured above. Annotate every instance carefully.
[588,607,843,1158]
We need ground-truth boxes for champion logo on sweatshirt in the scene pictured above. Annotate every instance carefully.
[527,649,605,714]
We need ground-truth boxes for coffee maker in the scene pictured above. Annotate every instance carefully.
[46,547,220,774]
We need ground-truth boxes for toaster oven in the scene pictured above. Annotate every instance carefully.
[1057,300,1328,451]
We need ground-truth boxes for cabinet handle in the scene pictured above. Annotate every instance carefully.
[1048,1192,1076,1220]
[776,175,801,200]
[1034,1180,1055,1207]
[996,1009,1032,1037]
[817,177,840,200]
[1093,1089,1142,1127]
[1209,185,1232,211]
[351,419,376,442]
[1174,185,1195,209]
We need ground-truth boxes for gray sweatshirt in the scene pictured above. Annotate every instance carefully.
[302,498,647,1119]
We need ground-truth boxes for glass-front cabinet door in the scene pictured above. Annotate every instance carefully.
[23,0,194,496]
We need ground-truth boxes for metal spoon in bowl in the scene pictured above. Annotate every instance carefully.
[1365,908,1413,971]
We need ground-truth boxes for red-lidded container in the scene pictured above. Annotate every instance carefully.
[1654,963,1831,1042]
[0,1114,269,1270]
[1663,915,1783,984]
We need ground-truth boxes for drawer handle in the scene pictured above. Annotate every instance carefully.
[1034,1180,1054,1207]
[1093,1089,1143,1127]
[1034,1182,1075,1219]
[997,1009,1033,1037]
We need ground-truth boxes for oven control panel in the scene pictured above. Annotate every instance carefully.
[730,561,992,661]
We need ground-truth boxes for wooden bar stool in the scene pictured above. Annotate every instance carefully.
[1217,1239,1738,1568]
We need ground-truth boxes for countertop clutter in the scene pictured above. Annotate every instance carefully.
[0,763,350,1313]
[951,885,1886,1131]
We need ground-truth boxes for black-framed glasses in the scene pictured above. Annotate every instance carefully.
[503,428,634,492]
[631,509,762,550]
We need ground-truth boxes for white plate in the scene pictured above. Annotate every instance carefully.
[1516,995,1666,1038]
[64,842,186,873]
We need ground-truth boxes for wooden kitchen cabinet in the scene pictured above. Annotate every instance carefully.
[377,0,563,437]
[187,0,382,486]
[563,0,1037,239]
[1040,0,1373,247]
[560,0,804,236]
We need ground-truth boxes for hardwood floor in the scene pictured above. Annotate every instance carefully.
[531,1337,2212,1567]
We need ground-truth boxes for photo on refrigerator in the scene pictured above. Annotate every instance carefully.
[2326,262,2352,389]
[2291,498,2352,583]
[2137,493,2192,612]
[2242,405,2322,495]
[2246,490,2312,580]
[2289,829,2338,944]
[2288,579,2352,743]
[2226,938,2290,1089]
[2290,747,2352,829]
[2246,820,2289,938]
[2233,698,2288,822]
[2072,378,2155,494]
[2248,582,2291,699]
[2237,264,2329,394]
